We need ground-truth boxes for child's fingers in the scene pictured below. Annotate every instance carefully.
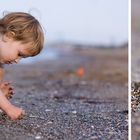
[3,82,11,85]
[3,86,14,93]
[8,88,15,94]
[4,85,14,90]
[2,84,12,88]
[18,109,26,119]
[8,95,12,99]
[9,91,14,95]
[2,81,13,87]
[22,110,25,115]
[9,87,14,90]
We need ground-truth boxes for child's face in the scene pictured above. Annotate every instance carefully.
[0,37,32,64]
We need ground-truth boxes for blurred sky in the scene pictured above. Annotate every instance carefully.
[0,0,128,45]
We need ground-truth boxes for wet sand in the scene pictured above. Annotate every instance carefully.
[0,45,128,139]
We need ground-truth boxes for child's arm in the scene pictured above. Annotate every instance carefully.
[0,91,25,120]
[0,65,14,99]
[0,64,4,81]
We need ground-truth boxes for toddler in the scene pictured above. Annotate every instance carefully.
[0,12,44,120]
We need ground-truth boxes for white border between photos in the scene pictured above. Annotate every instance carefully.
[128,0,131,139]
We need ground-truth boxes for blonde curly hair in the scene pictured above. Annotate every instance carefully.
[0,12,44,56]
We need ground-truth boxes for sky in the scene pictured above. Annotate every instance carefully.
[0,0,128,45]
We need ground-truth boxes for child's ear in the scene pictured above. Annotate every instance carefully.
[2,31,15,42]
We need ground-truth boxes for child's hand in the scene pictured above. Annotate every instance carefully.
[6,106,25,121]
[0,81,14,99]
[0,91,25,121]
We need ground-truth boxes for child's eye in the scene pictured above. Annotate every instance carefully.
[18,53,27,58]
[18,53,23,57]
[18,53,22,57]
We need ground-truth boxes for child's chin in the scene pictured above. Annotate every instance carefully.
[4,62,13,65]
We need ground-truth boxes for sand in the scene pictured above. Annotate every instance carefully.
[0,45,128,140]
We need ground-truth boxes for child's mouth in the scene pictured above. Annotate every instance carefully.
[5,61,13,64]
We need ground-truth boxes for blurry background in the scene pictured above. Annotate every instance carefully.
[132,0,140,81]
[132,0,140,140]
[0,0,128,64]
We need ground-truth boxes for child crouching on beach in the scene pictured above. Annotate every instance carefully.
[0,12,44,120]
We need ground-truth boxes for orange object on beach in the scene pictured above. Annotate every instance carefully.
[76,67,85,77]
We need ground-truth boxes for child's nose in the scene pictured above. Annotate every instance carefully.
[15,58,21,63]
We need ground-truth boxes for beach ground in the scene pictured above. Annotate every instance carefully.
[0,45,128,140]
[131,0,140,138]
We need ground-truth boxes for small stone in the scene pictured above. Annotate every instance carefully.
[35,135,41,139]
[72,110,77,114]
[91,125,94,129]
[36,124,40,127]
[90,136,98,139]
[47,121,53,124]
[82,133,86,136]
[45,109,51,112]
